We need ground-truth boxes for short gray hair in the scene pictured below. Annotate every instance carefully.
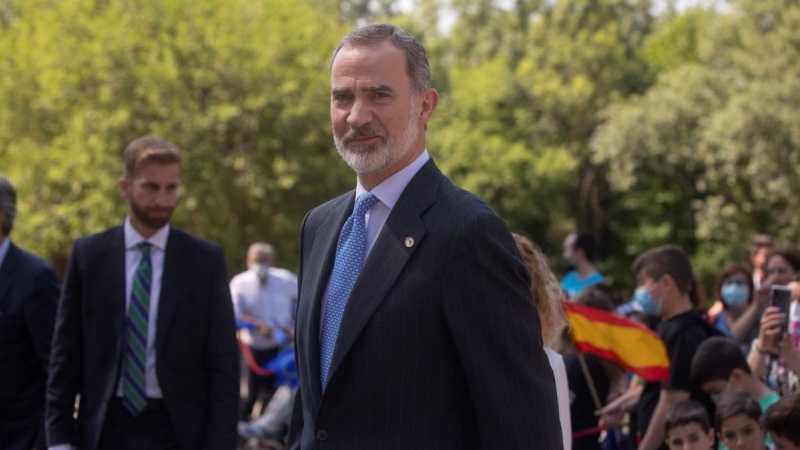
[330,24,432,94]
[0,176,17,236]
[248,242,275,263]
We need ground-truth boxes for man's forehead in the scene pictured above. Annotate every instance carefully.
[331,82,396,93]
[331,43,406,78]
[130,162,180,180]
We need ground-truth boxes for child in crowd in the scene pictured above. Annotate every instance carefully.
[762,393,800,450]
[691,337,780,413]
[664,401,716,450]
[628,245,720,450]
[715,393,769,450]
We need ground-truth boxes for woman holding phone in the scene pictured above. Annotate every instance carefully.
[747,247,800,394]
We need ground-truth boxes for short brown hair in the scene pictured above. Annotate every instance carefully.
[513,233,567,347]
[750,234,774,254]
[762,392,800,445]
[123,135,181,178]
[632,245,704,307]
[715,392,762,431]
[766,246,800,273]
[665,400,712,434]
[572,284,616,312]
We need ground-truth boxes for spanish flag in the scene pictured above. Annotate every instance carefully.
[563,301,670,382]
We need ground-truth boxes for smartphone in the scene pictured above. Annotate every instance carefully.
[769,285,793,332]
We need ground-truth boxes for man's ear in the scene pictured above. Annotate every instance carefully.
[661,273,677,292]
[118,177,129,199]
[417,88,439,127]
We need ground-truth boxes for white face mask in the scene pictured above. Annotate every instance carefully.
[251,263,269,282]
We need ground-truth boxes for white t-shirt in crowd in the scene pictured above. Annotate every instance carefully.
[230,266,297,350]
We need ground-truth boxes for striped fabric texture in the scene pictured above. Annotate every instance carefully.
[122,242,152,415]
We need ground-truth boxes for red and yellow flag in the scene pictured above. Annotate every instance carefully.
[563,301,670,382]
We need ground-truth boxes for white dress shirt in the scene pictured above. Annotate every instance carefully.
[320,149,430,325]
[357,150,430,257]
[49,218,170,450]
[231,266,298,350]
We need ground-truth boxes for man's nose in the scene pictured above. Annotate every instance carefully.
[153,190,165,205]
[347,97,373,128]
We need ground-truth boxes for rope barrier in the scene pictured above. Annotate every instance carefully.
[237,338,275,377]
[573,426,603,440]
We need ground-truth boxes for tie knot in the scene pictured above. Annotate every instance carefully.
[138,242,152,257]
[354,192,379,217]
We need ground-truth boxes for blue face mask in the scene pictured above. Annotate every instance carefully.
[634,285,663,317]
[720,283,749,308]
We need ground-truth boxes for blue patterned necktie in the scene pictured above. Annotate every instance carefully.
[319,192,379,389]
[122,242,152,415]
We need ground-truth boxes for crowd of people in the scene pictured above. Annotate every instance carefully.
[532,234,800,450]
[0,22,798,450]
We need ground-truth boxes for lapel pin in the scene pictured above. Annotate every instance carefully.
[405,237,414,248]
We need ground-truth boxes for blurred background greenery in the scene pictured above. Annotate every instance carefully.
[2,0,799,304]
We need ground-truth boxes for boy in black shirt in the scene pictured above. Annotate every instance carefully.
[631,245,719,450]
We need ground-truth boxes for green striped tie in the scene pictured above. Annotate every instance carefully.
[122,242,152,415]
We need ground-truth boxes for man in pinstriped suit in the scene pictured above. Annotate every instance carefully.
[288,24,562,450]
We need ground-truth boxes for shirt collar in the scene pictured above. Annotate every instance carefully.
[356,149,430,209]
[124,217,170,251]
[0,237,10,268]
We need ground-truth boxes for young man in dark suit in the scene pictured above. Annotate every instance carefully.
[46,136,239,450]
[288,24,562,450]
[0,176,60,450]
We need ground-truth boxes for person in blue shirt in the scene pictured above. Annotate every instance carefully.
[561,232,604,298]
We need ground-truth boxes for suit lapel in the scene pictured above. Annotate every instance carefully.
[156,228,187,352]
[0,242,19,308]
[303,193,355,405]
[326,160,442,385]
[105,227,128,364]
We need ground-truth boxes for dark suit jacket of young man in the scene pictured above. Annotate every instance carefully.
[45,226,239,450]
[289,159,563,450]
[0,242,60,450]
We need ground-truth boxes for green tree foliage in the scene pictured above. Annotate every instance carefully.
[0,0,349,274]
[429,0,654,286]
[592,0,800,293]
[3,0,799,299]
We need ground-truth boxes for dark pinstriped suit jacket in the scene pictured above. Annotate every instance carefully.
[289,159,563,450]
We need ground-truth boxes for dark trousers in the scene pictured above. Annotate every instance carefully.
[97,398,179,450]
[240,346,278,420]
